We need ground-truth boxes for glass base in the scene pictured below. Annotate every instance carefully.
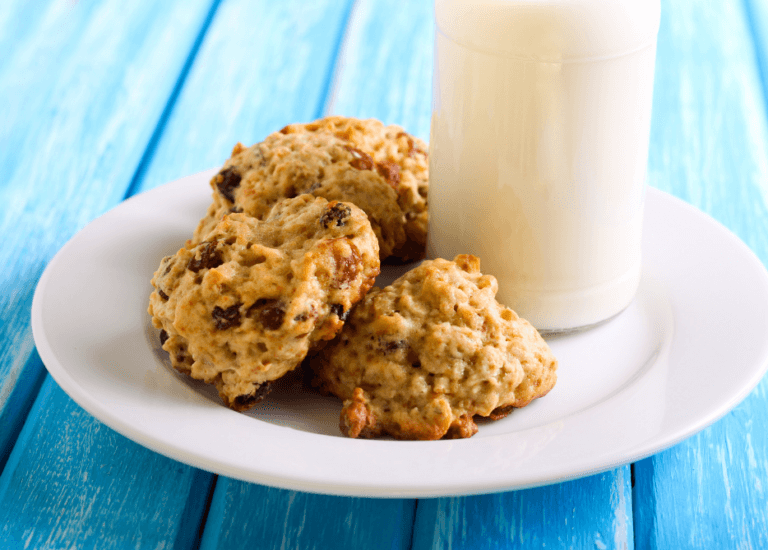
[538,303,631,338]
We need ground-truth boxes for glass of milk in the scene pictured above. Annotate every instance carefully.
[428,0,661,333]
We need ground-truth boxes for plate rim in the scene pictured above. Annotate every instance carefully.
[30,171,768,498]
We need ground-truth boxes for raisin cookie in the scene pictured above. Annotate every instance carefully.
[149,195,380,411]
[192,116,428,261]
[311,255,557,440]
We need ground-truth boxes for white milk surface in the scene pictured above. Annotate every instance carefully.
[428,0,660,331]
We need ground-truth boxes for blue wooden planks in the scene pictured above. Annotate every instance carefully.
[413,469,633,549]
[2,0,767,546]
[200,480,415,550]
[135,0,357,194]
[325,0,435,141]
[0,0,221,546]
[634,0,768,547]
[0,0,218,463]
[0,378,215,549]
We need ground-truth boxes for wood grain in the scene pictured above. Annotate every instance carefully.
[325,0,434,141]
[200,480,415,550]
[413,469,633,550]
[0,0,217,459]
[135,0,356,194]
[2,0,768,547]
[633,0,768,547]
[0,378,216,549]
[0,0,220,547]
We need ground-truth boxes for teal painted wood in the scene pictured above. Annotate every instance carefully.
[325,0,434,141]
[413,469,633,550]
[0,0,217,464]
[0,0,221,547]
[200,479,415,550]
[0,378,215,549]
[634,0,768,547]
[135,0,356,194]
[745,0,768,111]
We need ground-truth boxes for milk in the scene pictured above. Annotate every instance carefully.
[428,0,660,331]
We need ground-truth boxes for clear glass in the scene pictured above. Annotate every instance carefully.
[428,2,658,332]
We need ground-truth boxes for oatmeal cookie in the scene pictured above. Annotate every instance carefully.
[192,116,428,261]
[148,195,380,411]
[311,254,557,439]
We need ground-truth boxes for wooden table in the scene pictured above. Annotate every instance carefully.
[2,1,768,547]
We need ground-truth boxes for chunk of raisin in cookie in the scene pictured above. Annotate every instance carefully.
[379,338,407,353]
[215,167,242,203]
[320,202,352,229]
[376,161,401,187]
[212,304,242,330]
[330,303,349,321]
[343,145,374,171]
[233,382,272,409]
[159,329,169,345]
[158,289,169,301]
[188,241,223,273]
[247,299,285,330]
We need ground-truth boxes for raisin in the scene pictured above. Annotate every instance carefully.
[343,145,374,171]
[215,167,241,203]
[376,161,401,187]
[158,289,169,301]
[247,299,285,330]
[234,383,272,409]
[489,404,515,420]
[380,339,406,353]
[159,329,169,345]
[330,303,349,321]
[294,312,309,322]
[332,240,360,288]
[320,202,352,229]
[212,304,242,330]
[397,131,425,157]
[188,241,223,273]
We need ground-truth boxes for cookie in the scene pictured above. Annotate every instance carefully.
[148,195,380,411]
[311,254,557,439]
[192,116,428,261]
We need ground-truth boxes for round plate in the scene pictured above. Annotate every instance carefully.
[31,170,768,497]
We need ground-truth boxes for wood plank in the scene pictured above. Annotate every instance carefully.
[633,0,768,547]
[324,0,434,141]
[413,469,633,549]
[0,378,215,549]
[200,479,415,550]
[135,0,356,193]
[326,1,635,547]
[0,0,216,459]
[0,0,219,547]
[125,1,420,549]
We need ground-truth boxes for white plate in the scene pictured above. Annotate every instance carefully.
[31,169,768,498]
